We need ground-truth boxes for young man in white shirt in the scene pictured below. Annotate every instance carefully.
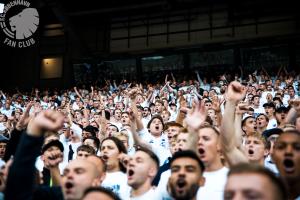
[126,147,160,199]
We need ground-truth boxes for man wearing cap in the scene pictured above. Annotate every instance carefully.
[82,125,98,140]
[262,128,283,175]
[41,140,64,186]
[275,106,289,128]
[5,110,104,200]
[263,102,277,129]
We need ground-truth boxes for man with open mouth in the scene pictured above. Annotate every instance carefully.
[126,146,160,199]
[272,129,300,200]
[168,150,205,200]
[5,110,105,200]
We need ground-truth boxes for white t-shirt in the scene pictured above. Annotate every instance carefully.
[197,167,229,200]
[266,118,277,130]
[101,171,131,200]
[128,188,158,200]
[138,129,171,165]
[264,155,279,175]
[155,169,173,200]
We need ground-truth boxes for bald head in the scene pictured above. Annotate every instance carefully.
[86,155,106,183]
[62,159,102,200]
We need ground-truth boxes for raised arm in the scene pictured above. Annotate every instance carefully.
[184,99,207,152]
[285,99,300,125]
[5,110,64,200]
[129,89,144,131]
[220,81,248,167]
[171,72,176,83]
[195,70,203,86]
[73,86,84,101]
[129,113,151,150]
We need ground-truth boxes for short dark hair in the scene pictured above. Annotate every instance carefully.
[83,125,98,137]
[77,144,96,155]
[170,150,205,172]
[164,121,183,131]
[83,186,121,200]
[108,124,119,132]
[256,113,269,122]
[136,146,160,170]
[228,163,287,200]
[147,115,164,129]
[83,136,100,151]
[242,116,255,127]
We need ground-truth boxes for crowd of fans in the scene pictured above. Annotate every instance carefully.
[0,66,299,200]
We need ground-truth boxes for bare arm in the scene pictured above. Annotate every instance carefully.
[285,99,300,125]
[129,89,144,131]
[171,72,176,83]
[175,96,186,125]
[129,114,151,150]
[184,100,207,152]
[220,81,248,167]
[73,87,84,101]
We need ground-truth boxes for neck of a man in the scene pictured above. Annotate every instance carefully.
[131,180,152,198]
[107,163,120,173]
[257,127,266,134]
[286,179,300,199]
[249,157,265,166]
[205,157,223,172]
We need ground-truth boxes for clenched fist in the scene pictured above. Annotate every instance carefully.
[27,110,64,137]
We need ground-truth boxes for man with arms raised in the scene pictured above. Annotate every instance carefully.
[221,81,269,167]
[5,110,104,200]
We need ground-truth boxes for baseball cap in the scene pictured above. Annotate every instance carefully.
[263,102,275,108]
[275,106,289,113]
[41,140,64,154]
[262,128,283,140]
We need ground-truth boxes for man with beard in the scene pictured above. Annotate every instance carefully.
[272,129,300,200]
[168,150,205,200]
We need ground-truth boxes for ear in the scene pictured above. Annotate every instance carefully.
[99,172,106,184]
[242,126,246,132]
[91,177,102,187]
[216,138,222,153]
[41,155,45,162]
[198,176,205,187]
[264,148,269,157]
[148,166,157,178]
